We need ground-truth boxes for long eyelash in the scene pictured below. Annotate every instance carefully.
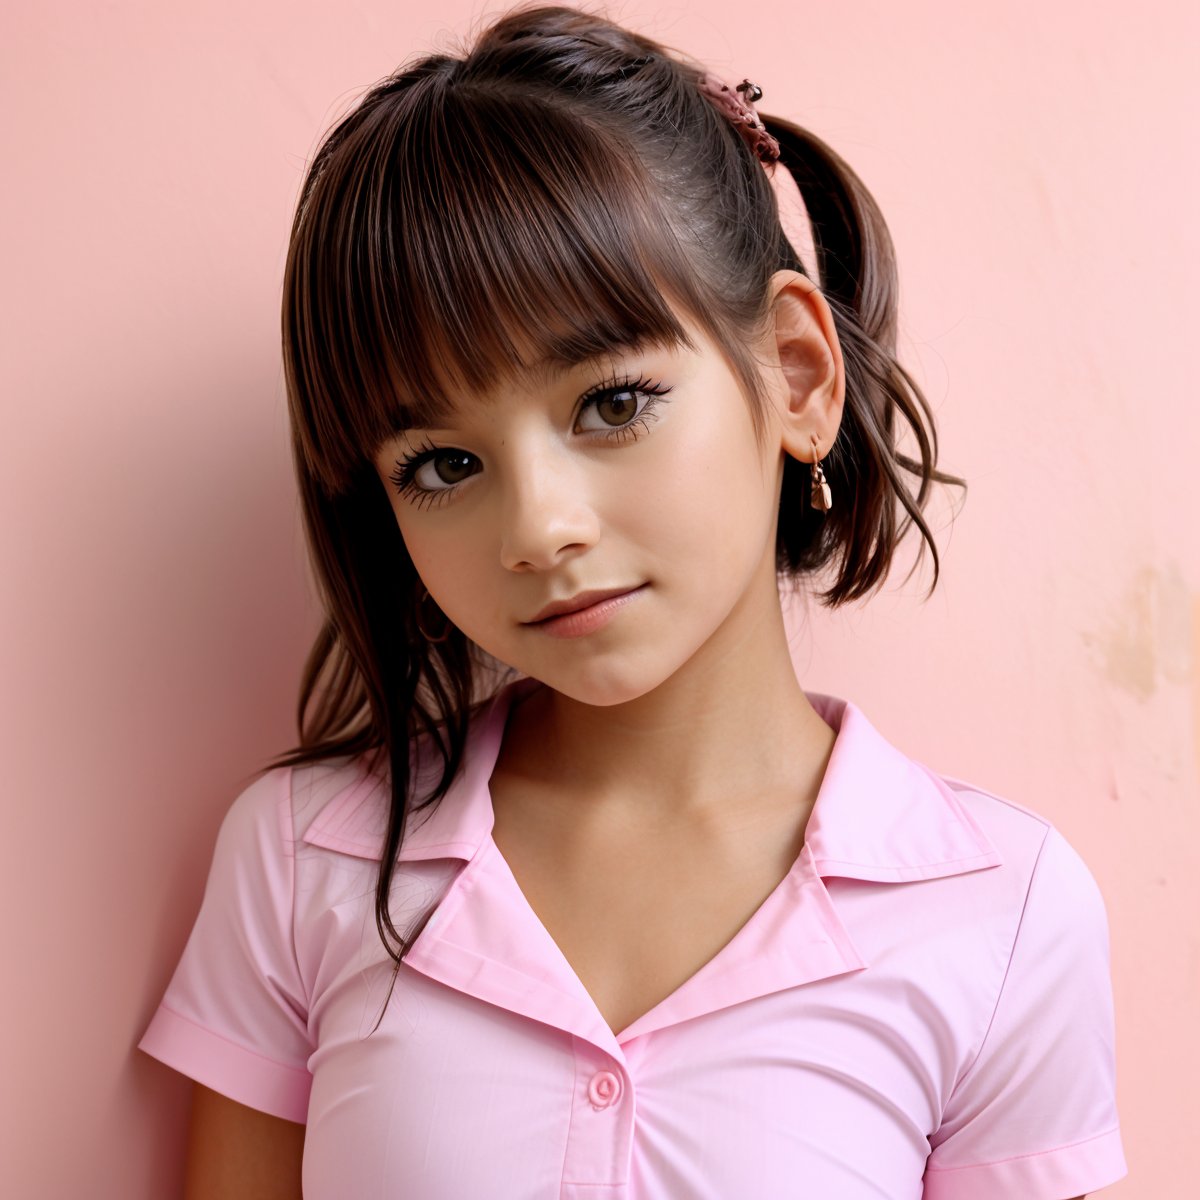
[387,376,673,509]
[580,374,672,447]
[387,436,452,513]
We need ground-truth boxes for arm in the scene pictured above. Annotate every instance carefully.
[183,1083,305,1200]
[922,828,1125,1200]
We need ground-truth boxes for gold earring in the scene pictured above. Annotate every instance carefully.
[416,584,453,644]
[810,434,832,512]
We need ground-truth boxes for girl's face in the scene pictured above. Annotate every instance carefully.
[373,273,829,707]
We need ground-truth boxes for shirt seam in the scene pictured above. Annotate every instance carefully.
[559,1043,583,1194]
[157,999,312,1077]
[923,1122,1121,1173]
[277,765,314,1023]
[941,776,1054,831]
[949,822,1051,1092]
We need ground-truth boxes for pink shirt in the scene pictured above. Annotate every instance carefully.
[138,675,1127,1198]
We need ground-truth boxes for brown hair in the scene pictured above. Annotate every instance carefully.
[265,1,966,1025]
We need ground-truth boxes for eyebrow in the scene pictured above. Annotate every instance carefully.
[400,332,671,433]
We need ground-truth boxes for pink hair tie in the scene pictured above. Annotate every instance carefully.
[697,73,781,164]
[697,71,818,281]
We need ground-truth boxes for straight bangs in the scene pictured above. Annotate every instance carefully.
[284,78,725,498]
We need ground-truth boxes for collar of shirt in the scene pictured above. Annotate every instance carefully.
[298,675,1003,1052]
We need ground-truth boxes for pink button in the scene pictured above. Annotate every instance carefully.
[587,1070,622,1110]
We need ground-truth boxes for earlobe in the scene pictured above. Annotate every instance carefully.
[767,270,845,464]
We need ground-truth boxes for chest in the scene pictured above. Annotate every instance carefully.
[488,777,813,1037]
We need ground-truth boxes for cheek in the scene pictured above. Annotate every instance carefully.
[393,511,517,639]
[632,399,766,545]
[388,504,473,595]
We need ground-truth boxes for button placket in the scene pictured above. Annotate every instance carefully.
[561,1047,635,1195]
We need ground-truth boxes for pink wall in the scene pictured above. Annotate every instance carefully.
[3,2,1193,1194]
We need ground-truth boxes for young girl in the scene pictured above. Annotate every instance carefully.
[138,5,1127,1197]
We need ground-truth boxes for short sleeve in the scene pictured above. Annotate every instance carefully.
[136,767,313,1124]
[922,825,1127,1199]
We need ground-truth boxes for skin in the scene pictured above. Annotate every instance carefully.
[186,274,1093,1199]
[184,271,840,1197]
[183,1085,304,1199]
[372,269,845,832]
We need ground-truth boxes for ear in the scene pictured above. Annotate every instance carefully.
[762,269,845,465]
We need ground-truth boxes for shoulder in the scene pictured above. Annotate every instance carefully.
[208,755,389,873]
[208,764,296,859]
[935,771,1111,934]
[940,771,1052,851]
[285,754,384,844]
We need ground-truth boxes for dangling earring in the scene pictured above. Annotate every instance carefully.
[415,584,453,644]
[810,434,833,512]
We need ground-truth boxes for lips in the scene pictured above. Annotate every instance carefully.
[526,586,642,624]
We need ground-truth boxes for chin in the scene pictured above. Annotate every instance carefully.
[531,657,680,709]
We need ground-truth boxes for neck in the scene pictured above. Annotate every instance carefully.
[493,588,836,832]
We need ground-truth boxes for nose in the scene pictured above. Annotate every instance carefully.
[497,443,601,572]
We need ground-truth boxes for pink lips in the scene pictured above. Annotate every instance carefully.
[525,585,647,639]
[526,585,644,625]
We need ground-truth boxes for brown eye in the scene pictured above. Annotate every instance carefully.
[429,451,474,485]
[575,377,672,437]
[388,445,480,507]
[388,376,674,509]
[594,389,640,427]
